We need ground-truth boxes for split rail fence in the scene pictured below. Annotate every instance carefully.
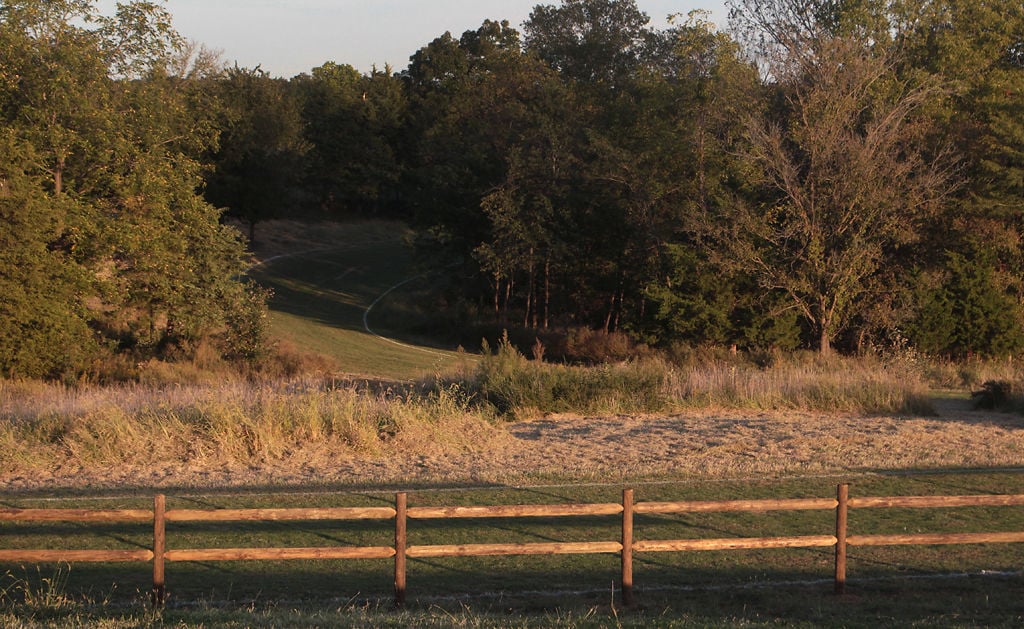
[0,484,1022,607]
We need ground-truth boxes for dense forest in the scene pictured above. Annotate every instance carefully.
[2,0,1022,380]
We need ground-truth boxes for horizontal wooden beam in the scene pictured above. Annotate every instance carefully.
[407,504,622,519]
[0,508,152,523]
[634,535,838,552]
[0,549,154,562]
[635,498,838,514]
[406,541,623,558]
[164,507,396,522]
[164,546,396,562]
[848,495,1024,509]
[847,532,1024,547]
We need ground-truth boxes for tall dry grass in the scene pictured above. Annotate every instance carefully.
[454,340,935,419]
[665,354,934,414]
[0,378,494,476]
[454,339,669,420]
[0,347,994,479]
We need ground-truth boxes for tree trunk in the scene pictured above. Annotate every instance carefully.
[603,292,615,333]
[543,257,550,330]
[54,162,64,196]
[612,288,623,332]
[696,107,707,211]
[502,278,513,325]
[525,248,535,328]
[819,325,832,356]
[492,274,501,316]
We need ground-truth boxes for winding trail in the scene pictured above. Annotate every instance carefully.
[361,273,453,358]
[254,242,456,361]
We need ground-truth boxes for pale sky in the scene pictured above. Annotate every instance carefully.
[98,1,732,78]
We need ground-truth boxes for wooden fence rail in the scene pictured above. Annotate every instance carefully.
[0,484,1021,607]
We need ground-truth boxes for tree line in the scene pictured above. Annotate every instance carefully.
[2,0,1022,380]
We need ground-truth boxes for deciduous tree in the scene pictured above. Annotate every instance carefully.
[0,0,268,376]
[205,66,309,241]
[722,0,957,355]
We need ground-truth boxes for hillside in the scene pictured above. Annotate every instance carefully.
[246,220,474,380]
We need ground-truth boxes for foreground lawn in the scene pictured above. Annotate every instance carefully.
[0,471,1021,626]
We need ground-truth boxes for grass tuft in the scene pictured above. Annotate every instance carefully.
[0,565,74,612]
[0,379,499,477]
[665,355,933,415]
[456,337,668,420]
[450,338,932,420]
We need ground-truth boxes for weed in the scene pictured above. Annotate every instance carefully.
[455,339,931,419]
[459,338,668,420]
[0,564,73,611]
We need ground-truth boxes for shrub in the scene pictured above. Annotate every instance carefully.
[463,336,668,419]
[970,380,1024,411]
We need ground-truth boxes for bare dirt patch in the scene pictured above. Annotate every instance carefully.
[3,396,1021,492]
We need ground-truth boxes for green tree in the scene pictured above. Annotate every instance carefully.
[524,0,652,86]
[894,0,1024,350]
[0,0,268,376]
[909,252,1024,357]
[205,66,309,241]
[0,132,94,379]
[518,2,665,333]
[295,61,408,216]
[622,13,797,349]
[406,21,534,266]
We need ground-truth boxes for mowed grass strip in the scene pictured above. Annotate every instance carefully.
[0,471,1021,615]
[249,224,474,380]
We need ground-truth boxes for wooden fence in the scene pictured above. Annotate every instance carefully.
[0,484,1022,607]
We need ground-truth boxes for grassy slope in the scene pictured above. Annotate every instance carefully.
[247,223,472,380]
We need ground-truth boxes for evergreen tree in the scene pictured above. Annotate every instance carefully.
[909,252,1024,357]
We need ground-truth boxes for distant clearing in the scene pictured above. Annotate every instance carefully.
[247,220,474,380]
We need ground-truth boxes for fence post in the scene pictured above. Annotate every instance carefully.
[395,492,407,607]
[152,494,166,608]
[622,488,634,607]
[835,483,849,595]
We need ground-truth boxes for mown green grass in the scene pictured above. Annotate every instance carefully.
[248,228,474,380]
[0,471,1022,626]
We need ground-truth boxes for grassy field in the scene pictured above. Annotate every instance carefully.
[0,471,1022,626]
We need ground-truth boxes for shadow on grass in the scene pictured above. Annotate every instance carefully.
[3,561,1021,628]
